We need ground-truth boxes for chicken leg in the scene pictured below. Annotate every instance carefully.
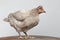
[23,32,30,39]
[13,24,22,39]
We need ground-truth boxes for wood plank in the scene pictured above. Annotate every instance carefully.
[0,35,60,40]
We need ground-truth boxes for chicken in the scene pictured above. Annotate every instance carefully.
[3,6,46,39]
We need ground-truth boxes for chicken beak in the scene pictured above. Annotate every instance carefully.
[43,11,46,13]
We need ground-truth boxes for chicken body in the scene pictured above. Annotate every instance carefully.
[3,6,46,39]
[7,12,39,32]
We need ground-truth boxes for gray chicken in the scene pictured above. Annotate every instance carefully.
[3,6,46,39]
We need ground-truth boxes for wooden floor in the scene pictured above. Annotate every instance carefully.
[0,35,60,40]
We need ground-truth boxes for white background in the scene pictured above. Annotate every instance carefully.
[0,0,60,38]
